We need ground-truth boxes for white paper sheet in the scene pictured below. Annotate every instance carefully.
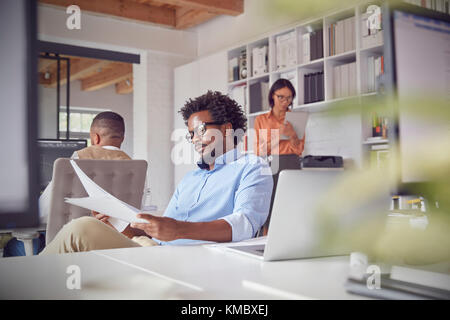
[65,160,149,231]
[282,111,309,140]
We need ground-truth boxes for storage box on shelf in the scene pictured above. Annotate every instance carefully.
[249,38,270,78]
[274,29,297,71]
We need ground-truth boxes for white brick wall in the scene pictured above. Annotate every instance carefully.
[134,52,192,211]
[304,111,363,167]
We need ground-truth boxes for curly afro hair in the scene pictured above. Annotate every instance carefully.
[179,90,247,138]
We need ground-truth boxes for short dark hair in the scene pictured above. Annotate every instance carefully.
[179,90,247,133]
[268,78,296,108]
[91,111,125,139]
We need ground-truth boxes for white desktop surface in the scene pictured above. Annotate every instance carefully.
[91,245,365,300]
[0,251,199,299]
[0,244,367,299]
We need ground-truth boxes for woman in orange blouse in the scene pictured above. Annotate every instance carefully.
[254,79,305,156]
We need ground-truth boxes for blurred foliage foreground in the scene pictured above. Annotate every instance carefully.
[312,93,449,266]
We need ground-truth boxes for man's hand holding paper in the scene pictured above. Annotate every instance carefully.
[131,214,180,241]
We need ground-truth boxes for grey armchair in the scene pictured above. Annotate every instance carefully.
[46,158,148,244]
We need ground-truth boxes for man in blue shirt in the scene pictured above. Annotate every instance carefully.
[41,91,273,254]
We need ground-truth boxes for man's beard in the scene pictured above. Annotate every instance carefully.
[199,147,216,165]
[195,141,220,166]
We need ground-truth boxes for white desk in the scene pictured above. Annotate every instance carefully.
[93,245,364,300]
[0,250,200,299]
[0,244,365,299]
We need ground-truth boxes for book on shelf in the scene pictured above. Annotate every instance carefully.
[309,29,324,61]
[252,45,268,77]
[317,29,323,60]
[344,16,355,52]
[303,71,324,104]
[364,55,384,93]
[403,0,449,14]
[302,33,310,64]
[349,62,357,96]
[249,81,270,114]
[230,83,247,109]
[228,57,239,82]
[276,31,297,70]
[333,61,357,99]
[261,81,270,112]
[304,73,310,104]
[328,16,355,56]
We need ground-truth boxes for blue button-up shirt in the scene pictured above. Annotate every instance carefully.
[155,148,273,245]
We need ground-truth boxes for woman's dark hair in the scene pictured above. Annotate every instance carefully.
[268,78,296,108]
[179,91,247,145]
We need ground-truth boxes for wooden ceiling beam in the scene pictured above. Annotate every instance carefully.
[115,78,134,94]
[175,7,216,29]
[157,0,243,16]
[81,63,133,92]
[39,0,176,27]
[46,58,112,88]
[38,58,56,73]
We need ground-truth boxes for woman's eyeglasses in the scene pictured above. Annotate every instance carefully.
[186,122,223,143]
[275,94,293,103]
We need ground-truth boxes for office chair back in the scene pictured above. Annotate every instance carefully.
[46,158,148,244]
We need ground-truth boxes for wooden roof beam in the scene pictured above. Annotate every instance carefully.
[39,0,176,27]
[115,78,133,94]
[161,0,243,16]
[175,7,216,29]
[45,58,112,88]
[81,63,133,92]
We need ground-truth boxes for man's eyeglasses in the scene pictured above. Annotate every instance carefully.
[275,94,293,103]
[186,122,223,143]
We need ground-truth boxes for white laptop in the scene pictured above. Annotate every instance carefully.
[224,170,386,261]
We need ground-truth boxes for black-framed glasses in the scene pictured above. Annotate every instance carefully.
[275,94,293,102]
[186,121,223,143]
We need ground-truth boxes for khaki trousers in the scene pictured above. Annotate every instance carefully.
[40,216,157,255]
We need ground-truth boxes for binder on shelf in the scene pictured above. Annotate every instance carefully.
[249,82,262,114]
[349,62,357,96]
[238,50,247,80]
[276,31,297,70]
[318,71,324,102]
[334,65,341,99]
[310,31,317,61]
[252,45,268,77]
[229,57,239,82]
[341,64,349,98]
[317,29,323,59]
[302,33,310,64]
[344,17,352,52]
[309,30,323,60]
[230,83,247,109]
[311,73,317,103]
[304,73,310,104]
[261,81,270,111]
